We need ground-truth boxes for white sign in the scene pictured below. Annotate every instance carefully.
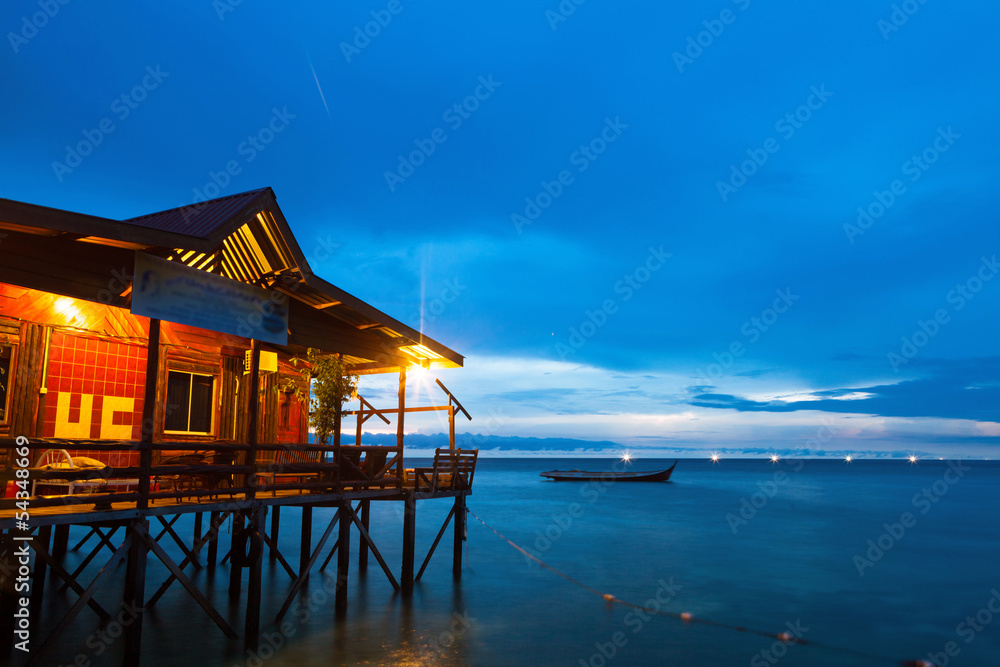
[132,252,288,345]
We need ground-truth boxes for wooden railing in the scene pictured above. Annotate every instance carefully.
[0,438,403,511]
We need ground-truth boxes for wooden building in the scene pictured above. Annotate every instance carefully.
[0,188,476,666]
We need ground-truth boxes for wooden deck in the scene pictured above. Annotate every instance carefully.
[0,439,477,667]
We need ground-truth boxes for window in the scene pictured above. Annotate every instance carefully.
[164,371,214,434]
[0,345,14,423]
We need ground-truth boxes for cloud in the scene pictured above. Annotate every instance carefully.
[687,356,1000,422]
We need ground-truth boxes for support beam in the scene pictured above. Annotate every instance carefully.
[148,512,227,607]
[29,533,132,665]
[358,500,370,574]
[415,505,455,583]
[336,501,351,618]
[275,511,340,623]
[52,525,69,561]
[245,508,266,650]
[0,531,15,656]
[344,503,399,591]
[245,339,261,501]
[229,512,243,599]
[397,368,406,452]
[137,523,237,640]
[402,495,416,595]
[269,507,281,560]
[139,318,161,510]
[300,506,312,575]
[454,494,466,579]
[207,511,220,567]
[30,526,51,619]
[123,519,149,667]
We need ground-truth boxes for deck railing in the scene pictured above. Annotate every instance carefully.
[0,438,403,511]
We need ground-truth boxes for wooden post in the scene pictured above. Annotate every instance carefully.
[139,318,161,511]
[0,531,15,656]
[228,513,243,599]
[269,507,281,561]
[358,500,370,574]
[245,508,266,649]
[30,526,52,618]
[335,501,351,618]
[355,400,363,446]
[453,494,466,579]
[402,495,416,595]
[300,506,312,575]
[52,525,69,562]
[449,405,455,449]
[245,340,261,501]
[397,368,406,451]
[123,518,149,666]
[207,511,220,568]
[194,513,203,545]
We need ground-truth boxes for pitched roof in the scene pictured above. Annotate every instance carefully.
[0,189,464,371]
[124,188,271,238]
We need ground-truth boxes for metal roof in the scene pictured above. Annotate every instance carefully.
[123,188,270,238]
[0,189,464,372]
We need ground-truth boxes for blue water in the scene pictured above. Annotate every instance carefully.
[37,458,1000,666]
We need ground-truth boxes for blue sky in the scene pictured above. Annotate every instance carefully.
[2,1,999,457]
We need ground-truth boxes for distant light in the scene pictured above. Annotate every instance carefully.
[845,455,853,463]
[770,455,779,463]
[621,451,632,464]
[710,453,720,463]
[908,455,918,464]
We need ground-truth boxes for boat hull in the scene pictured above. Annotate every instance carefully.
[540,461,676,482]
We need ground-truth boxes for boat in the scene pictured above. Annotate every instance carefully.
[539,460,677,482]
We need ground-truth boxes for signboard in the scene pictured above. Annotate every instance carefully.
[132,252,289,345]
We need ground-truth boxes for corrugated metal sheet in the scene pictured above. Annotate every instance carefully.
[122,188,269,238]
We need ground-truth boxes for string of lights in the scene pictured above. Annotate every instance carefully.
[467,507,934,667]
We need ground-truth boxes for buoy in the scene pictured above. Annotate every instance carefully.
[680,612,692,621]
[602,594,615,602]
[777,632,795,644]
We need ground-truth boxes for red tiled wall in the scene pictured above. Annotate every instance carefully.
[42,332,145,467]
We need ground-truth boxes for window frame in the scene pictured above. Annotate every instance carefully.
[0,343,17,425]
[163,369,216,436]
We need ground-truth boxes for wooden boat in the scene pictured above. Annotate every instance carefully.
[540,460,676,482]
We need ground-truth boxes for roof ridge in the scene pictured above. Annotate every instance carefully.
[122,187,271,222]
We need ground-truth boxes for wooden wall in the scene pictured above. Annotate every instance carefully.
[0,283,309,463]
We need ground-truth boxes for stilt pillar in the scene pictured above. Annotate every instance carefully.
[358,500,370,574]
[123,518,149,666]
[335,501,351,618]
[52,525,69,561]
[245,508,266,649]
[229,512,243,599]
[30,526,52,618]
[207,511,220,568]
[453,494,466,579]
[300,506,312,575]
[269,507,281,561]
[402,495,416,595]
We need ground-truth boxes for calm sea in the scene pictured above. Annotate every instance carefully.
[40,458,1000,666]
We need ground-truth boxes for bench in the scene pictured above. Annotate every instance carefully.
[407,448,478,493]
[255,448,323,496]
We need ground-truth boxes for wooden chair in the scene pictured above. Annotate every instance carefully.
[409,448,478,493]
[197,451,235,500]
[155,453,207,503]
[256,449,323,496]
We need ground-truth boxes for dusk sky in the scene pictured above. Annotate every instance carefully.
[2,1,998,457]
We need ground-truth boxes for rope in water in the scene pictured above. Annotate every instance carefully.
[466,507,930,666]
